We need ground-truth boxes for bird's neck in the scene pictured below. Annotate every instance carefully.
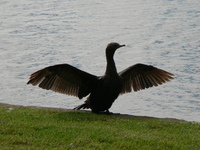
[105,54,118,76]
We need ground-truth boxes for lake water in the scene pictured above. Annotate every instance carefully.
[0,0,199,122]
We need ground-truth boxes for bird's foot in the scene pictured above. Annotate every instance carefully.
[105,110,113,114]
[104,110,121,115]
[92,109,113,115]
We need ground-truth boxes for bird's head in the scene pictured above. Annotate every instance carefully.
[106,42,125,58]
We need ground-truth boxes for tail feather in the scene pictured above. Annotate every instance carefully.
[74,103,89,110]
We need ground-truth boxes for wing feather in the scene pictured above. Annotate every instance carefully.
[27,64,98,99]
[119,63,174,94]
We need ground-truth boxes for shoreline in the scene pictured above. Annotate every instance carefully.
[0,102,189,123]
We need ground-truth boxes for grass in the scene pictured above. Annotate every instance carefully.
[0,105,200,150]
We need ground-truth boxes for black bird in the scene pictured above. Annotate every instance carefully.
[27,42,174,113]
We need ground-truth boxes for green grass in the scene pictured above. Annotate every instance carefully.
[0,105,199,150]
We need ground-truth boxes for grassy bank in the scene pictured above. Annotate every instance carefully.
[0,105,199,150]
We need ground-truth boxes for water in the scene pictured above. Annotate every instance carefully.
[0,0,199,122]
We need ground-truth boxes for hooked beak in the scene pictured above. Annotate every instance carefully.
[119,44,125,48]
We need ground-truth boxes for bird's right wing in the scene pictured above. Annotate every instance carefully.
[119,63,174,94]
[27,64,98,99]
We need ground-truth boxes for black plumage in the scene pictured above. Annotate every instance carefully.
[27,42,174,113]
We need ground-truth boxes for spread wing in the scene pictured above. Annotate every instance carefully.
[27,64,98,99]
[119,63,174,94]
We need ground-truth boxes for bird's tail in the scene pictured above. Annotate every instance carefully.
[73,103,89,110]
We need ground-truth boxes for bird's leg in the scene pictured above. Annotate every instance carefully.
[105,109,113,114]
[92,109,114,115]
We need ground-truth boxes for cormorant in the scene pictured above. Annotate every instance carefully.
[27,42,174,113]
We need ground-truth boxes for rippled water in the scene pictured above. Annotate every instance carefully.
[0,0,199,122]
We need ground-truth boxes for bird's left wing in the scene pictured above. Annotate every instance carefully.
[118,63,174,94]
[27,64,98,99]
